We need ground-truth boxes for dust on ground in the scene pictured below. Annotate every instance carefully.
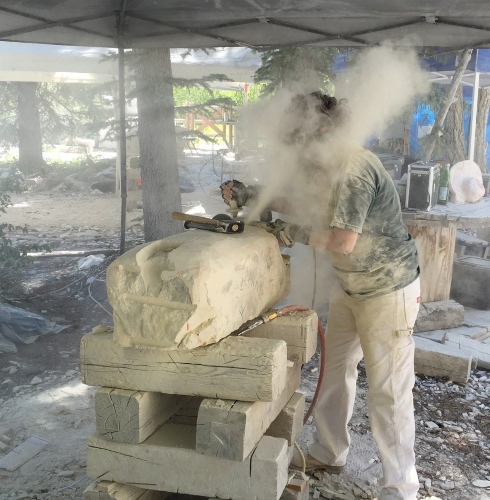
[0,151,489,500]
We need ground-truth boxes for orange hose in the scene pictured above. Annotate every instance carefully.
[277,305,326,425]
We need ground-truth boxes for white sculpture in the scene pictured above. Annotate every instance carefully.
[450,160,486,204]
[106,226,290,350]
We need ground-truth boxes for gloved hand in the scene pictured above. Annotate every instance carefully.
[220,180,260,207]
[249,219,311,248]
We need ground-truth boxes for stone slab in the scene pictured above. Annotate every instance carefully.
[414,325,486,343]
[95,388,190,444]
[107,227,290,349]
[444,333,490,369]
[414,300,464,333]
[81,330,287,402]
[244,310,318,364]
[87,425,289,500]
[266,392,306,445]
[196,363,301,461]
[414,337,472,384]
[464,308,490,329]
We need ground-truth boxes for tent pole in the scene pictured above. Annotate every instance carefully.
[468,71,480,162]
[118,44,127,254]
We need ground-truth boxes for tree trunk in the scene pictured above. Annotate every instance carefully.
[16,82,44,174]
[475,87,490,172]
[134,48,182,242]
[444,85,466,165]
[423,49,473,161]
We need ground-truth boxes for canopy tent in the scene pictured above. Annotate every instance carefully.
[1,1,490,50]
[2,0,490,252]
[0,42,260,86]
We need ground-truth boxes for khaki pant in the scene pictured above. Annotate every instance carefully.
[309,278,421,500]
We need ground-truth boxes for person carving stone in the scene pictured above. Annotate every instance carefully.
[220,92,421,500]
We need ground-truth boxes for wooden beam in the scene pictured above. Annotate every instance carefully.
[266,392,306,445]
[95,388,191,444]
[87,426,288,500]
[244,310,318,364]
[81,330,288,402]
[196,363,301,461]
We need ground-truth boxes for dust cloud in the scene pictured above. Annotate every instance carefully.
[242,41,430,225]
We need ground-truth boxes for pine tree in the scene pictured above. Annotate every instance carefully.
[254,47,340,96]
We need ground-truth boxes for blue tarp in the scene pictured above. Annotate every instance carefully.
[334,51,490,166]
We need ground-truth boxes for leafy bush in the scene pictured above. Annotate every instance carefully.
[0,166,50,269]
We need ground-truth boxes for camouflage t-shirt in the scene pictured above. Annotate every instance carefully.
[326,148,419,298]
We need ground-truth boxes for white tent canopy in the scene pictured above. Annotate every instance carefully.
[0,42,260,85]
[0,1,490,50]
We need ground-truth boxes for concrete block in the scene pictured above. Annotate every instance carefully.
[444,333,490,369]
[244,310,318,364]
[81,330,287,402]
[95,388,191,444]
[106,227,290,349]
[196,363,301,461]
[83,480,168,499]
[414,337,472,384]
[266,392,306,445]
[414,300,464,333]
[87,425,289,500]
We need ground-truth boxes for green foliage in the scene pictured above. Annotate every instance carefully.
[0,81,114,152]
[0,167,50,270]
[254,47,340,96]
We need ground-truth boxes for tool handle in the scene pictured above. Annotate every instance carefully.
[172,212,219,226]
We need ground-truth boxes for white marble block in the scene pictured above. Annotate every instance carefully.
[106,227,290,350]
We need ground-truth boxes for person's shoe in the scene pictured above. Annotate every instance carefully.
[290,447,345,473]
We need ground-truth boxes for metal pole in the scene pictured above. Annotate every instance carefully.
[468,71,480,162]
[118,44,127,254]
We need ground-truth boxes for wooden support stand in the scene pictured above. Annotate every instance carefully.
[83,309,315,499]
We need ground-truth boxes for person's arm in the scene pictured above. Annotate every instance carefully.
[308,227,358,254]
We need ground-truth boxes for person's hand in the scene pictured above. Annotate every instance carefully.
[220,180,234,205]
[308,230,331,249]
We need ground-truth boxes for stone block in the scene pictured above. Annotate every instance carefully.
[414,300,464,333]
[95,388,191,444]
[414,336,472,383]
[81,330,287,402]
[444,333,490,369]
[196,363,301,461]
[244,310,318,364]
[106,227,290,349]
[87,425,288,500]
[266,392,305,445]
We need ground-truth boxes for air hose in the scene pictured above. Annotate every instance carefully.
[236,305,326,474]
[276,305,326,425]
[237,304,326,424]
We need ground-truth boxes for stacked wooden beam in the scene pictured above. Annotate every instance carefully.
[81,310,318,500]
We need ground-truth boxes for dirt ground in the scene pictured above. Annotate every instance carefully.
[0,152,489,500]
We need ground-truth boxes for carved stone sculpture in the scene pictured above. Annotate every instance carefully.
[106,226,290,350]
